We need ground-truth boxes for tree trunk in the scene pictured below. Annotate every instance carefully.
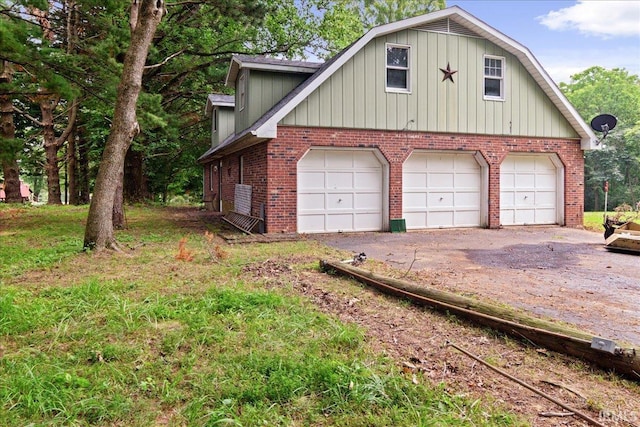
[41,97,63,204]
[39,94,78,205]
[1,160,21,202]
[78,135,90,204]
[124,147,149,202]
[83,0,165,250]
[76,121,90,204]
[113,168,125,229]
[67,124,79,205]
[65,0,82,206]
[0,61,22,203]
[32,175,42,202]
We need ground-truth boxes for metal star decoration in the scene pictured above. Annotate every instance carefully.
[440,62,458,83]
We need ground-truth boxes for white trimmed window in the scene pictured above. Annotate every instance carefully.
[484,55,505,100]
[386,44,410,92]
[238,71,246,111]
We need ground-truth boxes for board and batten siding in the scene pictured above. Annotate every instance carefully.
[214,107,235,147]
[282,29,578,139]
[236,70,308,134]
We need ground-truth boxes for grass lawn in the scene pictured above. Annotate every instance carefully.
[583,211,606,232]
[0,204,524,426]
[584,211,639,232]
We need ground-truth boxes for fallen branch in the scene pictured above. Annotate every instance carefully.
[539,411,575,417]
[447,341,605,427]
[541,379,587,401]
[403,248,419,277]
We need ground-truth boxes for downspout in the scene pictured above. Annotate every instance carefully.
[218,159,223,212]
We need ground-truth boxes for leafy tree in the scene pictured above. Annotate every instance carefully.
[0,60,21,203]
[1,1,79,204]
[0,0,45,202]
[132,0,276,205]
[361,0,446,27]
[122,0,372,208]
[2,1,99,204]
[560,67,640,212]
[301,0,446,58]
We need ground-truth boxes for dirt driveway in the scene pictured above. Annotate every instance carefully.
[315,226,640,346]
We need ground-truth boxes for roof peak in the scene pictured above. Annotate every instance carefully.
[225,54,324,88]
[231,54,323,69]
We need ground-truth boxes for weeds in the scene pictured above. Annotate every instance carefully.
[0,205,523,426]
[175,237,194,261]
[204,230,228,262]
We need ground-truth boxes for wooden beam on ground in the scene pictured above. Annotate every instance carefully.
[320,260,640,381]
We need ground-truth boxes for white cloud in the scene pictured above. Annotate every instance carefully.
[538,1,640,38]
[538,46,640,83]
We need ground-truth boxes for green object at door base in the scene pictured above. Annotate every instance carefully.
[390,219,406,233]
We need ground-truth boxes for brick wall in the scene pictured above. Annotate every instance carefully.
[241,144,268,218]
[207,144,269,217]
[202,162,218,211]
[206,126,585,233]
[220,157,238,213]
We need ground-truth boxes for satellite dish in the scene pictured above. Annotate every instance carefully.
[590,114,617,144]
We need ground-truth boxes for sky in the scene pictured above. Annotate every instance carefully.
[446,0,640,83]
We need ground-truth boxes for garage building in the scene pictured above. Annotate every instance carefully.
[198,6,597,233]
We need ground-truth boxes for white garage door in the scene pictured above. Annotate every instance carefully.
[500,154,558,225]
[298,149,384,233]
[403,152,482,229]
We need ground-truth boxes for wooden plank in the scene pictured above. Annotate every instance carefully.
[605,221,640,253]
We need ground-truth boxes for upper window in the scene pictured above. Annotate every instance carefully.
[386,44,410,92]
[484,55,505,100]
[238,71,246,111]
[212,108,218,133]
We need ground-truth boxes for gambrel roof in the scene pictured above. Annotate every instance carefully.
[201,6,597,162]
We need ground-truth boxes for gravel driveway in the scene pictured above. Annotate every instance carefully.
[314,226,640,346]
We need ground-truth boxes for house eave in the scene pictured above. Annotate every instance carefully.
[254,124,277,139]
[582,137,600,151]
[198,132,266,164]
[205,94,235,117]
